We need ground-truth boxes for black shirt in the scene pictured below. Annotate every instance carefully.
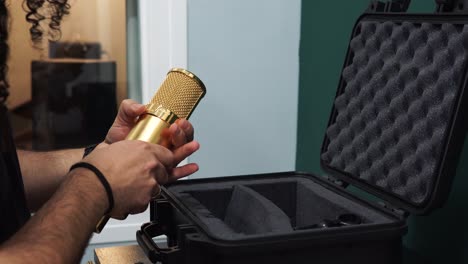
[0,104,30,243]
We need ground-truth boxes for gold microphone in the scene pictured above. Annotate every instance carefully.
[95,68,206,233]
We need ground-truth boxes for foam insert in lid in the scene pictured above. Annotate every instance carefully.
[321,16,468,212]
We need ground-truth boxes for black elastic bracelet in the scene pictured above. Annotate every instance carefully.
[69,162,114,215]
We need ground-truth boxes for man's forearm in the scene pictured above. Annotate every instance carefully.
[0,168,107,263]
[18,149,84,211]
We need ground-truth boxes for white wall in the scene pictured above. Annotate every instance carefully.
[187,0,301,178]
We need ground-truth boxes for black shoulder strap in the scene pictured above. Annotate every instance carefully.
[0,105,30,243]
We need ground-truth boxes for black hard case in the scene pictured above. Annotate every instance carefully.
[137,11,468,264]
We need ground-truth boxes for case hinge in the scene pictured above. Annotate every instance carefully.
[435,0,468,12]
[323,175,347,188]
[367,0,411,12]
[378,201,409,218]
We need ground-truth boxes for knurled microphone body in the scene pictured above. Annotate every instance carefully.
[126,68,206,144]
[95,68,206,233]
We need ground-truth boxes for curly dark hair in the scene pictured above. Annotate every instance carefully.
[0,0,70,103]
[23,0,71,45]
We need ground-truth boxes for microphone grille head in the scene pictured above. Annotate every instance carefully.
[149,68,206,119]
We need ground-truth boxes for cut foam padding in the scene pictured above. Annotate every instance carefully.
[224,185,293,234]
[169,177,392,239]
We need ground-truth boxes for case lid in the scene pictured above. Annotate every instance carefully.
[320,13,468,215]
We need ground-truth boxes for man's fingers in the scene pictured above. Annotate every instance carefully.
[112,213,129,220]
[169,163,199,181]
[168,119,195,149]
[172,141,200,165]
[117,99,146,125]
[147,143,175,169]
[176,119,194,142]
[167,141,200,182]
[105,100,146,144]
[168,123,185,148]
[129,203,149,215]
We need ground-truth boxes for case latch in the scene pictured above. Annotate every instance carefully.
[435,0,468,12]
[367,0,411,12]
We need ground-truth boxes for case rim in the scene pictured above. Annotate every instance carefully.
[137,172,407,264]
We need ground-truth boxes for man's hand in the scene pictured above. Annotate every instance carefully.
[104,99,199,182]
[83,140,175,218]
[105,99,146,144]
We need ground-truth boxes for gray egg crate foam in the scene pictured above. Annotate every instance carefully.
[321,20,468,205]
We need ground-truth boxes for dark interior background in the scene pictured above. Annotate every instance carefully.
[297,0,468,263]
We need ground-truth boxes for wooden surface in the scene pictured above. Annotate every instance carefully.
[94,245,152,264]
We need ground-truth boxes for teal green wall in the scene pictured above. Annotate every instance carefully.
[297,1,468,263]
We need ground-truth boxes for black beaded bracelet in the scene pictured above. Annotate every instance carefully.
[69,162,114,215]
